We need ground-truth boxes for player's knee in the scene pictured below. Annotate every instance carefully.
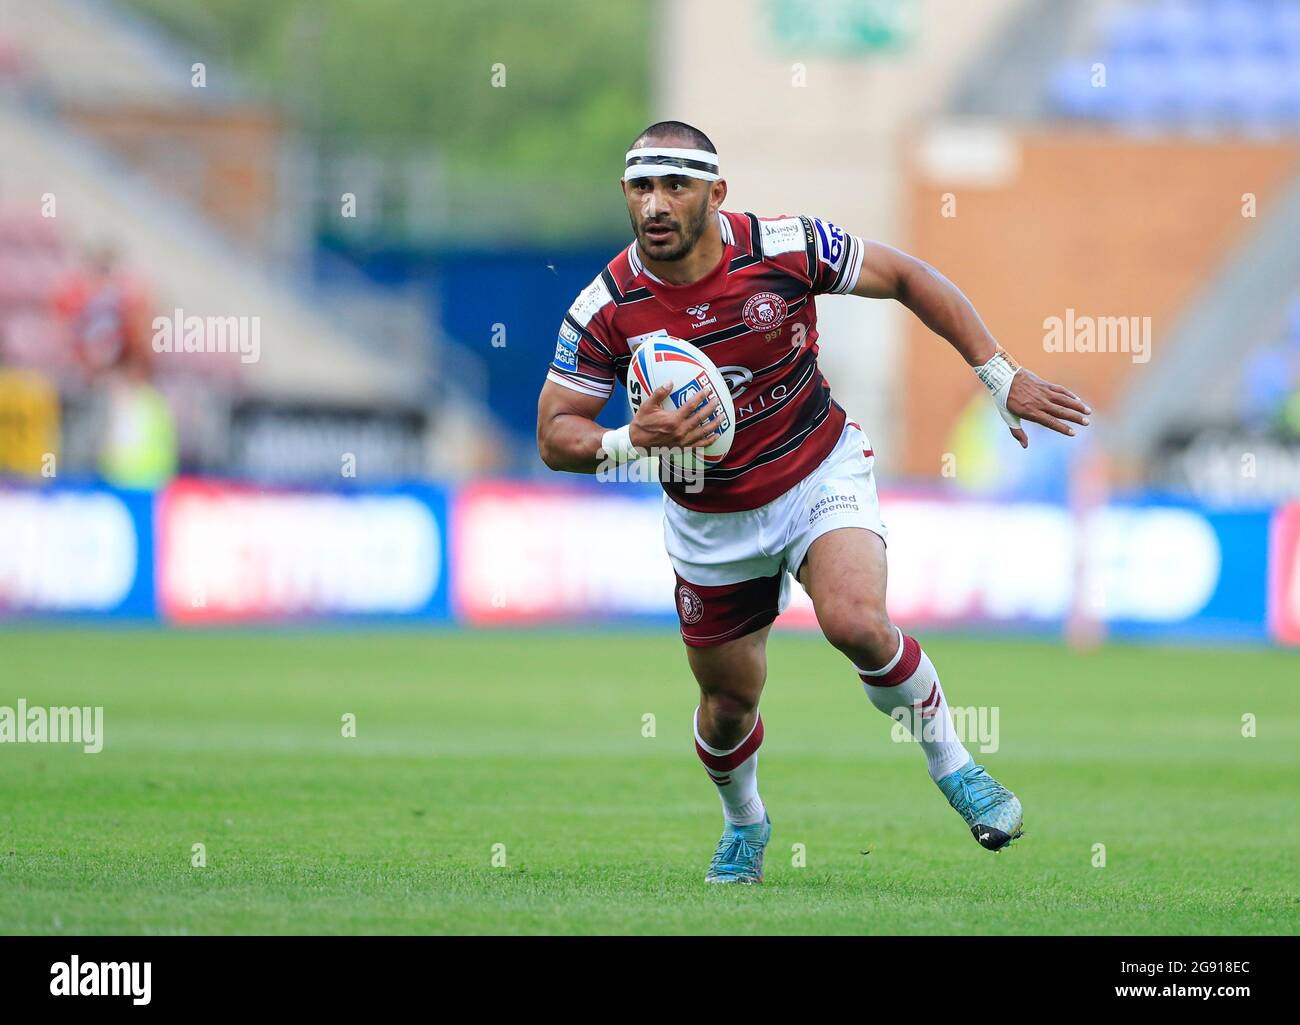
[819,603,896,668]
[701,689,758,728]
[697,691,759,750]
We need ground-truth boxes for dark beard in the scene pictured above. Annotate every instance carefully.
[633,195,710,262]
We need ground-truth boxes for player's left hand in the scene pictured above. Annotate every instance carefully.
[1006,369,1091,449]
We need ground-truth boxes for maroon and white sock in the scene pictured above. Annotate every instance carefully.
[693,707,766,826]
[857,629,970,781]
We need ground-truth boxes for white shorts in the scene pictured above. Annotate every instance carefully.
[662,419,887,646]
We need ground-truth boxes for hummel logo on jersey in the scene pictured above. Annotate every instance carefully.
[683,303,719,329]
[684,303,718,329]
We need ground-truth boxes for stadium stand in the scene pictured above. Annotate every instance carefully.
[0,0,504,480]
[1106,161,1300,463]
[0,210,75,376]
[1052,0,1300,131]
[926,0,1300,489]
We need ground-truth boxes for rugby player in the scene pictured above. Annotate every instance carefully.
[536,121,1090,883]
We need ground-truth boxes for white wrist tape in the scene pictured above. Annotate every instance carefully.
[600,424,639,462]
[974,348,1022,428]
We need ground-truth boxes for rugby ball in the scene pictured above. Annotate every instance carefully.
[626,335,736,470]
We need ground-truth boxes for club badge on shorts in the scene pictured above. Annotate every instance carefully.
[677,585,704,625]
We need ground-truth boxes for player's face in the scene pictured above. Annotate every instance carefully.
[624,174,713,262]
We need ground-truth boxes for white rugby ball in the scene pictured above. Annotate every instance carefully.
[626,335,735,470]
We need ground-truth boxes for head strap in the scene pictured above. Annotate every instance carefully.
[624,146,720,182]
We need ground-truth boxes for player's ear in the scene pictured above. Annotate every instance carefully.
[709,178,727,213]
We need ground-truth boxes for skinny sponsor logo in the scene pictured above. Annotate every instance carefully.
[50,956,151,1005]
[0,700,103,753]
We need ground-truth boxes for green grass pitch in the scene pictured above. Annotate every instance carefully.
[1,627,1297,934]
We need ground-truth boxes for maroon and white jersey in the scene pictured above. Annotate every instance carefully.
[547,209,865,513]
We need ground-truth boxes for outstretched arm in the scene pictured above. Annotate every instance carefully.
[849,241,1091,448]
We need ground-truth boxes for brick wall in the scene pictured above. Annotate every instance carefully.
[902,134,1300,475]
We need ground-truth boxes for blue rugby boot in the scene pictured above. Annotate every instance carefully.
[937,756,1023,851]
[704,813,772,884]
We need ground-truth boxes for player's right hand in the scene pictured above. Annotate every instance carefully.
[629,384,722,451]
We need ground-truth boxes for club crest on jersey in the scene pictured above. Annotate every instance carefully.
[742,291,788,333]
[677,585,704,625]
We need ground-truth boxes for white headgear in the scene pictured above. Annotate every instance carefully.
[623,146,721,182]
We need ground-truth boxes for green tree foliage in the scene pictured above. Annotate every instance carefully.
[124,0,651,241]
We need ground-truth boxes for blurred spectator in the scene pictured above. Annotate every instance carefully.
[49,244,179,487]
[1242,296,1300,437]
[0,32,30,87]
[96,355,178,490]
[51,243,153,380]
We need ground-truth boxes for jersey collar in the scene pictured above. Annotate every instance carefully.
[628,212,735,311]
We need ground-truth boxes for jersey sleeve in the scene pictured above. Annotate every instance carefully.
[546,276,618,399]
[805,216,865,295]
[754,213,865,296]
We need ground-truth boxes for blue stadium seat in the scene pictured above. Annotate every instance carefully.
[1052,0,1300,129]
[1051,61,1109,118]
[1148,0,1205,54]
[1204,0,1270,56]
[1276,59,1300,124]
[1106,7,1169,58]
[1274,4,1300,58]
[1224,57,1287,128]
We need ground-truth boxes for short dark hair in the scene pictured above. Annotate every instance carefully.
[631,120,717,154]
